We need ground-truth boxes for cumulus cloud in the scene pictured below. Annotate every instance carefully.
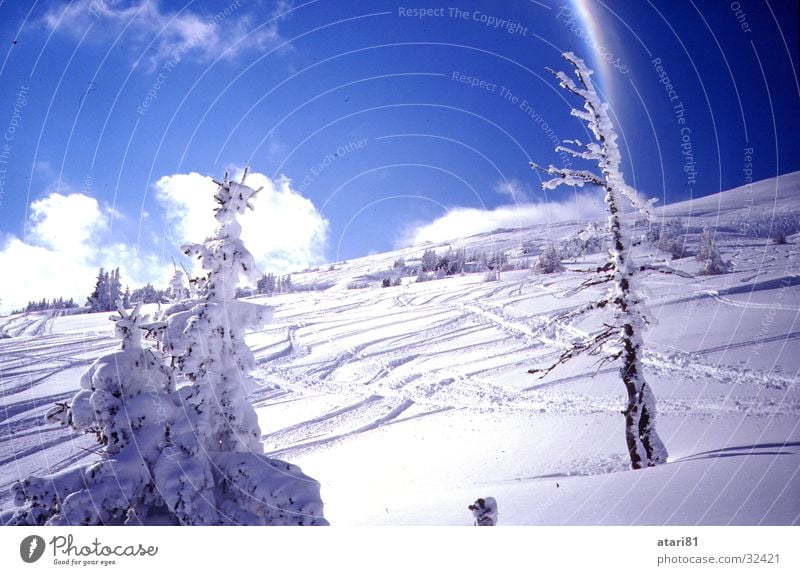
[154,170,329,274]
[0,192,165,314]
[27,192,108,251]
[0,168,327,314]
[43,0,291,68]
[401,193,606,245]
[494,179,530,204]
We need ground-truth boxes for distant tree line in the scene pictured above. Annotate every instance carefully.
[130,283,170,304]
[11,297,78,314]
[418,247,508,276]
[86,267,170,312]
[256,272,294,295]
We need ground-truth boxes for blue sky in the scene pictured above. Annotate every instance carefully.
[0,0,798,312]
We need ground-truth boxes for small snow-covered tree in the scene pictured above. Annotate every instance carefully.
[87,268,111,311]
[9,301,177,525]
[486,250,507,280]
[528,53,683,469]
[110,268,122,305]
[257,272,277,294]
[559,222,605,261]
[130,283,167,304]
[421,248,438,272]
[534,242,565,274]
[168,267,188,301]
[652,219,688,260]
[696,227,730,275]
[86,268,105,311]
[438,248,466,275]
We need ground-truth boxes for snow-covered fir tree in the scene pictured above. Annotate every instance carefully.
[9,301,176,525]
[421,248,438,272]
[86,268,107,311]
[529,52,674,469]
[652,218,688,260]
[87,267,122,312]
[161,168,327,524]
[696,227,730,275]
[557,222,605,261]
[130,283,168,304]
[257,272,277,294]
[484,250,507,280]
[168,267,188,301]
[534,242,565,274]
[8,170,327,526]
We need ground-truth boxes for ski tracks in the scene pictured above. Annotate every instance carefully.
[263,395,415,455]
[250,278,800,459]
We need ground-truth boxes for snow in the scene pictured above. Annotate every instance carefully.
[1,172,799,525]
[4,175,327,526]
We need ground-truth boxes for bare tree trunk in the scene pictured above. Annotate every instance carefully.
[609,190,668,469]
[621,336,668,468]
[637,376,668,466]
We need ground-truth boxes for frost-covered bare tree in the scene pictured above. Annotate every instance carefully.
[529,52,675,469]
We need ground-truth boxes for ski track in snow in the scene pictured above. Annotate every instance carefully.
[243,254,800,459]
[1,202,799,522]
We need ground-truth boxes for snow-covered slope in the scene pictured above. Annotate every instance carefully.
[660,170,800,221]
[1,174,798,525]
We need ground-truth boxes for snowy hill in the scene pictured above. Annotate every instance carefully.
[1,173,799,525]
[660,170,800,221]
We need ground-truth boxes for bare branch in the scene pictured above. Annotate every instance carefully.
[528,325,615,378]
[547,297,611,325]
[638,263,693,278]
[595,349,623,372]
[563,274,613,297]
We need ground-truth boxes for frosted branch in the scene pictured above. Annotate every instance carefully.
[528,325,615,378]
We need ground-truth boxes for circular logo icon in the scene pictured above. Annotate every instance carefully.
[20,535,46,563]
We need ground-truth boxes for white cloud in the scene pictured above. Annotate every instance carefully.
[43,0,290,68]
[152,172,217,247]
[0,168,326,314]
[494,179,530,204]
[401,194,606,245]
[27,192,108,251]
[0,192,166,314]
[154,170,329,275]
